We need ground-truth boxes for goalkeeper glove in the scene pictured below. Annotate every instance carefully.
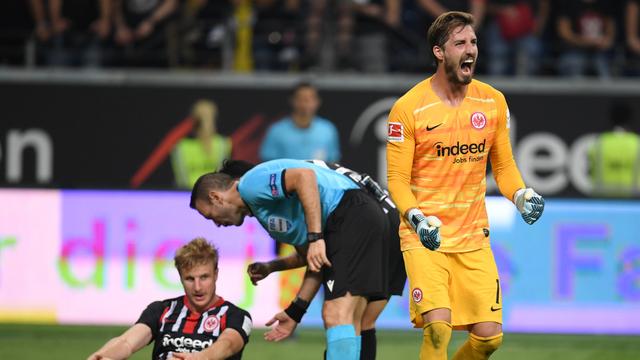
[513,188,545,225]
[407,208,442,250]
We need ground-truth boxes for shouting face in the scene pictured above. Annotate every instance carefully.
[437,24,478,85]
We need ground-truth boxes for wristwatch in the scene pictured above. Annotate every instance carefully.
[306,232,323,242]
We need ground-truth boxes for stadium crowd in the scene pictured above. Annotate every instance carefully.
[1,0,639,77]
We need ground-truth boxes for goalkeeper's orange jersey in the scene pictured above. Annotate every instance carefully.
[387,77,525,252]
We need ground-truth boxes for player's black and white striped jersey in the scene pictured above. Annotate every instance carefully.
[136,295,252,360]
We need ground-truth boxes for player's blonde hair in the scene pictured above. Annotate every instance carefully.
[427,11,475,49]
[174,237,219,274]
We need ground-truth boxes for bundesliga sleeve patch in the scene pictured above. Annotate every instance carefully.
[388,122,404,142]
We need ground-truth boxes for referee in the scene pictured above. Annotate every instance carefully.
[190,159,392,360]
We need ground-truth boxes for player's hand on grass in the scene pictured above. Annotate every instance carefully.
[513,188,545,225]
[264,311,298,342]
[407,208,442,251]
[307,239,331,272]
[247,261,271,285]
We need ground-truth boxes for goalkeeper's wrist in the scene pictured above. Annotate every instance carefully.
[406,208,425,230]
[284,296,310,323]
[512,188,526,204]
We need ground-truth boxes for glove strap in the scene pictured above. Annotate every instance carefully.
[284,297,310,323]
[407,208,425,229]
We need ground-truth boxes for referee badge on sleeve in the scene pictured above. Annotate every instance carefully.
[388,122,404,142]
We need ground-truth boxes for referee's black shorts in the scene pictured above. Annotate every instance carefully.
[381,204,407,299]
[322,189,389,301]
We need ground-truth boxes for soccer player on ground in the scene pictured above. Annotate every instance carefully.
[218,159,406,360]
[87,238,252,360]
[386,11,545,360]
[190,159,393,360]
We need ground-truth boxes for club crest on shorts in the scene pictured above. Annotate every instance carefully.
[412,288,423,303]
[388,122,404,142]
[470,112,487,129]
[203,315,219,332]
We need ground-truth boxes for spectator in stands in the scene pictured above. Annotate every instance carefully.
[414,0,486,72]
[301,0,401,72]
[178,0,234,69]
[1,1,34,65]
[588,102,640,197]
[418,0,487,29]
[625,0,640,75]
[484,0,549,76]
[349,0,401,73]
[252,0,303,71]
[28,0,111,67]
[113,0,178,67]
[556,0,616,78]
[172,99,232,189]
[260,81,340,162]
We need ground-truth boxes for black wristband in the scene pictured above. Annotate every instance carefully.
[284,297,309,323]
[306,232,323,242]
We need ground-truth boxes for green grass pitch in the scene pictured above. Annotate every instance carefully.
[1,324,639,359]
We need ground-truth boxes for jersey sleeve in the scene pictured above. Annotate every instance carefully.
[135,300,165,343]
[386,99,419,216]
[238,163,289,205]
[489,92,525,201]
[225,306,252,345]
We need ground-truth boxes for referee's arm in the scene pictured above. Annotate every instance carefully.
[87,323,152,360]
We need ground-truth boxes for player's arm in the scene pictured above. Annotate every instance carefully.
[488,95,525,201]
[490,93,544,225]
[86,323,152,360]
[283,168,331,272]
[386,101,442,250]
[172,328,245,360]
[386,102,418,216]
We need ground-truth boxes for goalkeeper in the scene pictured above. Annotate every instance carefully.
[386,11,545,360]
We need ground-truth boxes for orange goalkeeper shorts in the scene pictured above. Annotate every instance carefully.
[403,246,502,329]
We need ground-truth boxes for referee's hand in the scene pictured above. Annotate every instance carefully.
[247,262,271,285]
[265,311,298,342]
[307,239,331,272]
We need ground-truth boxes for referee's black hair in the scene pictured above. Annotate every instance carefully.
[190,172,234,209]
[219,159,256,179]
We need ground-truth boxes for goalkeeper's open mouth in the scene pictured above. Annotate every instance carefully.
[461,57,475,76]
